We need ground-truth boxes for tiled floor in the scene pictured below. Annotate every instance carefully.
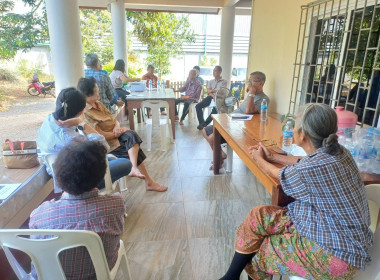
[119,112,279,280]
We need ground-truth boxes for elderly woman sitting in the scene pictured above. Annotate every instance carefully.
[30,136,125,279]
[220,103,373,280]
[38,87,132,192]
[78,77,167,192]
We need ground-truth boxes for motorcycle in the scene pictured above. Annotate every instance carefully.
[27,74,55,97]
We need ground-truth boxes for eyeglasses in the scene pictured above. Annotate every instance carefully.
[242,127,277,147]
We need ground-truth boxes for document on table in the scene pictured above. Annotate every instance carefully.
[126,94,144,97]
[230,114,253,121]
[0,183,21,202]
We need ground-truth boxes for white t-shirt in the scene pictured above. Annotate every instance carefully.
[109,70,124,89]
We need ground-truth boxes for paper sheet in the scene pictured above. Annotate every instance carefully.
[0,184,21,200]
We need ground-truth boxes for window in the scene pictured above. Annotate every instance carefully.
[290,0,380,127]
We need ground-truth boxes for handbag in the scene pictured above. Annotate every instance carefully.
[2,139,39,169]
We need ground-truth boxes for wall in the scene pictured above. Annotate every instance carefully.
[247,0,310,115]
[14,46,53,75]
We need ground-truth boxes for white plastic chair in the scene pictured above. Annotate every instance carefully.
[288,184,380,280]
[354,184,380,280]
[105,154,128,194]
[0,229,132,280]
[142,100,174,151]
[178,87,203,120]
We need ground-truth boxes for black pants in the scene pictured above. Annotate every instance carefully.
[195,95,217,125]
[175,98,194,120]
[115,88,130,103]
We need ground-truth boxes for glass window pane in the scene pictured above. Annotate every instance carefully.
[355,51,365,67]
[359,30,370,50]
[346,50,356,67]
[349,33,359,48]
[369,31,379,48]
[365,50,376,68]
[362,6,374,29]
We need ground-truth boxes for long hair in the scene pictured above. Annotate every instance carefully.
[113,59,126,73]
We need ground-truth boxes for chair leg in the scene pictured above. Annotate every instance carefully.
[189,104,194,119]
[168,121,174,143]
[124,255,133,280]
[146,123,152,151]
[160,124,167,151]
[141,108,145,122]
[226,144,233,173]
[119,177,127,192]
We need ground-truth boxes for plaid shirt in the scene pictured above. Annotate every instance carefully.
[179,78,202,102]
[85,68,114,110]
[29,189,125,279]
[280,146,373,269]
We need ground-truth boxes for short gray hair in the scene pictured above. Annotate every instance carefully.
[250,71,266,83]
[296,103,339,155]
[85,54,99,67]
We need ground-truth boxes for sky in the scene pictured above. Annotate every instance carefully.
[11,0,43,14]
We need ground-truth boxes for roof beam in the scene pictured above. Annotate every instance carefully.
[223,0,241,7]
[122,0,224,8]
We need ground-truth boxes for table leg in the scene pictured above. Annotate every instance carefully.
[137,109,142,123]
[271,185,295,207]
[168,100,176,140]
[213,126,221,175]
[128,106,135,130]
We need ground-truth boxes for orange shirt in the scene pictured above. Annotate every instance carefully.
[84,101,120,152]
[141,73,158,88]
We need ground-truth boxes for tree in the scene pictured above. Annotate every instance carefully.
[80,9,113,64]
[80,9,143,78]
[0,0,48,60]
[200,54,218,67]
[126,11,195,78]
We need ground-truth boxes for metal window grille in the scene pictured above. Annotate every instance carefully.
[289,0,380,127]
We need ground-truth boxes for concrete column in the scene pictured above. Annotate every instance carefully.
[219,6,236,85]
[111,0,128,73]
[45,0,84,94]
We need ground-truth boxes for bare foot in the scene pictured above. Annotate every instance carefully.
[146,181,168,192]
[179,120,184,125]
[128,167,146,179]
[175,116,179,121]
[209,159,224,170]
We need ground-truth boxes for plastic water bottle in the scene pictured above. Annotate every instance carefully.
[282,121,293,154]
[157,80,161,92]
[161,80,165,92]
[148,79,152,92]
[260,99,267,121]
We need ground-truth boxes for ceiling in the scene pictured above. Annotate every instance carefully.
[78,0,252,15]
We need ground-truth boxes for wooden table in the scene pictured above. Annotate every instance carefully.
[125,89,176,139]
[212,113,380,206]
